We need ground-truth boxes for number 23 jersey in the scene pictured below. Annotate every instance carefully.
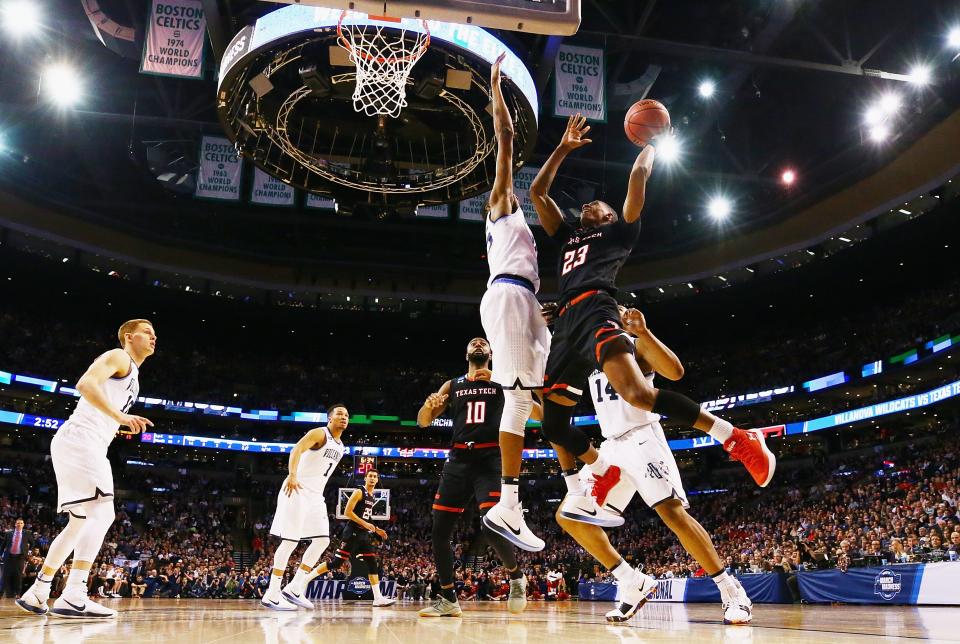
[550,217,641,299]
[448,375,505,445]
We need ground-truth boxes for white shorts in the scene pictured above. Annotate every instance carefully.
[480,282,551,389]
[270,483,330,541]
[51,429,114,514]
[580,422,689,513]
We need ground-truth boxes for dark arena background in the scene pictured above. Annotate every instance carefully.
[1,0,959,641]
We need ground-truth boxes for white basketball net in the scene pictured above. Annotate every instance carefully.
[337,12,430,118]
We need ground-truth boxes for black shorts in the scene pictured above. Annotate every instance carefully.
[543,290,634,403]
[336,529,377,561]
[432,451,502,515]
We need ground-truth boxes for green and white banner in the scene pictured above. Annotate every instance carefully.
[251,167,295,206]
[513,166,543,227]
[459,192,489,222]
[195,136,242,201]
[141,0,206,79]
[553,44,606,122]
[305,193,336,210]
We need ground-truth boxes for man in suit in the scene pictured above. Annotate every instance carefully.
[2,518,33,598]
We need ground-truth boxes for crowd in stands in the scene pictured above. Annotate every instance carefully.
[2,426,957,603]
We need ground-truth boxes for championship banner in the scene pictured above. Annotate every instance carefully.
[195,136,242,201]
[251,167,295,206]
[416,204,449,219]
[141,0,206,79]
[553,44,606,123]
[305,193,336,210]
[513,166,542,227]
[459,192,489,222]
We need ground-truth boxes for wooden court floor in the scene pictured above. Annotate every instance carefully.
[2,599,959,643]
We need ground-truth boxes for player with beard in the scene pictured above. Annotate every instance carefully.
[416,338,542,617]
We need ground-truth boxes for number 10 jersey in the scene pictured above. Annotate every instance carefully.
[448,375,505,445]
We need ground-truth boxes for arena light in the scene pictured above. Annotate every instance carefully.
[947,26,960,50]
[863,106,883,126]
[707,196,732,221]
[698,80,716,99]
[907,63,932,86]
[868,124,890,143]
[878,92,901,116]
[42,63,83,108]
[1,1,41,38]
[656,132,681,164]
[780,169,796,186]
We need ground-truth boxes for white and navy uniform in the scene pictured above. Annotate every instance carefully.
[581,369,689,513]
[270,427,345,541]
[479,205,551,389]
[51,351,140,514]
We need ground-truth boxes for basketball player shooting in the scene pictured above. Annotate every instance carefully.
[262,404,349,611]
[416,337,542,618]
[299,469,395,607]
[529,114,776,527]
[556,305,753,625]
[17,319,155,619]
[478,53,552,553]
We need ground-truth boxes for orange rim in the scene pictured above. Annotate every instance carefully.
[337,10,430,65]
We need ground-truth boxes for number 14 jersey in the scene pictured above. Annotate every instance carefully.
[448,375,505,445]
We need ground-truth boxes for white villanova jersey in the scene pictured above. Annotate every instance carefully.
[589,369,660,439]
[485,206,540,292]
[298,427,345,491]
[61,352,139,449]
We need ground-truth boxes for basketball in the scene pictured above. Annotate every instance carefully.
[624,99,671,147]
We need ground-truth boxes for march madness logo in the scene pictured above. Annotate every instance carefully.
[874,569,902,601]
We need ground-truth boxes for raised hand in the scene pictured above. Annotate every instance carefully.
[424,392,448,411]
[491,51,506,86]
[471,368,493,382]
[560,113,592,150]
[621,308,648,335]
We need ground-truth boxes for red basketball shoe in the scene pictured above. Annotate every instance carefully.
[589,465,622,506]
[723,429,776,487]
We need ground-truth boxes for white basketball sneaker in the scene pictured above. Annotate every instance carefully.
[15,582,50,616]
[281,585,314,609]
[51,588,117,619]
[261,589,298,611]
[372,597,397,607]
[507,576,528,614]
[482,503,545,552]
[605,571,657,623]
[559,492,625,528]
[722,591,753,624]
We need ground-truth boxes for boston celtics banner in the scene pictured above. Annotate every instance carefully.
[553,44,606,123]
[416,203,449,219]
[305,193,336,210]
[195,136,242,201]
[513,166,542,227]
[141,0,206,79]
[459,192,489,222]
[251,168,295,206]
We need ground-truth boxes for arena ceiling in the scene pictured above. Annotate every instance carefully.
[0,0,958,299]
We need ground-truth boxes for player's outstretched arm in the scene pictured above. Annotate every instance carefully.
[284,426,328,496]
[417,380,451,428]
[530,113,591,236]
[488,52,515,222]
[76,348,153,435]
[622,308,684,380]
[622,144,656,224]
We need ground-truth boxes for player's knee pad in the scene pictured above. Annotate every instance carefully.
[362,555,380,572]
[81,499,115,531]
[327,555,346,571]
[302,537,330,566]
[541,400,590,456]
[72,501,115,560]
[272,539,298,568]
[431,509,458,544]
[499,389,533,437]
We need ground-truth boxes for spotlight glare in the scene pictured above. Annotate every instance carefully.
[868,124,890,143]
[698,80,716,98]
[863,106,882,126]
[907,64,932,86]
[781,169,796,185]
[43,64,83,108]
[707,196,732,220]
[947,27,960,49]
[2,1,41,37]
[878,92,901,115]
[656,133,681,163]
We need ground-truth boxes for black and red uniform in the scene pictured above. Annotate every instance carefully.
[333,486,379,564]
[543,216,641,401]
[432,375,505,515]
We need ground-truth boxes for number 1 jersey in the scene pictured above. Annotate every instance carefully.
[448,375,505,445]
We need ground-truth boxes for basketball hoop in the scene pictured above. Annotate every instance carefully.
[337,11,430,118]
